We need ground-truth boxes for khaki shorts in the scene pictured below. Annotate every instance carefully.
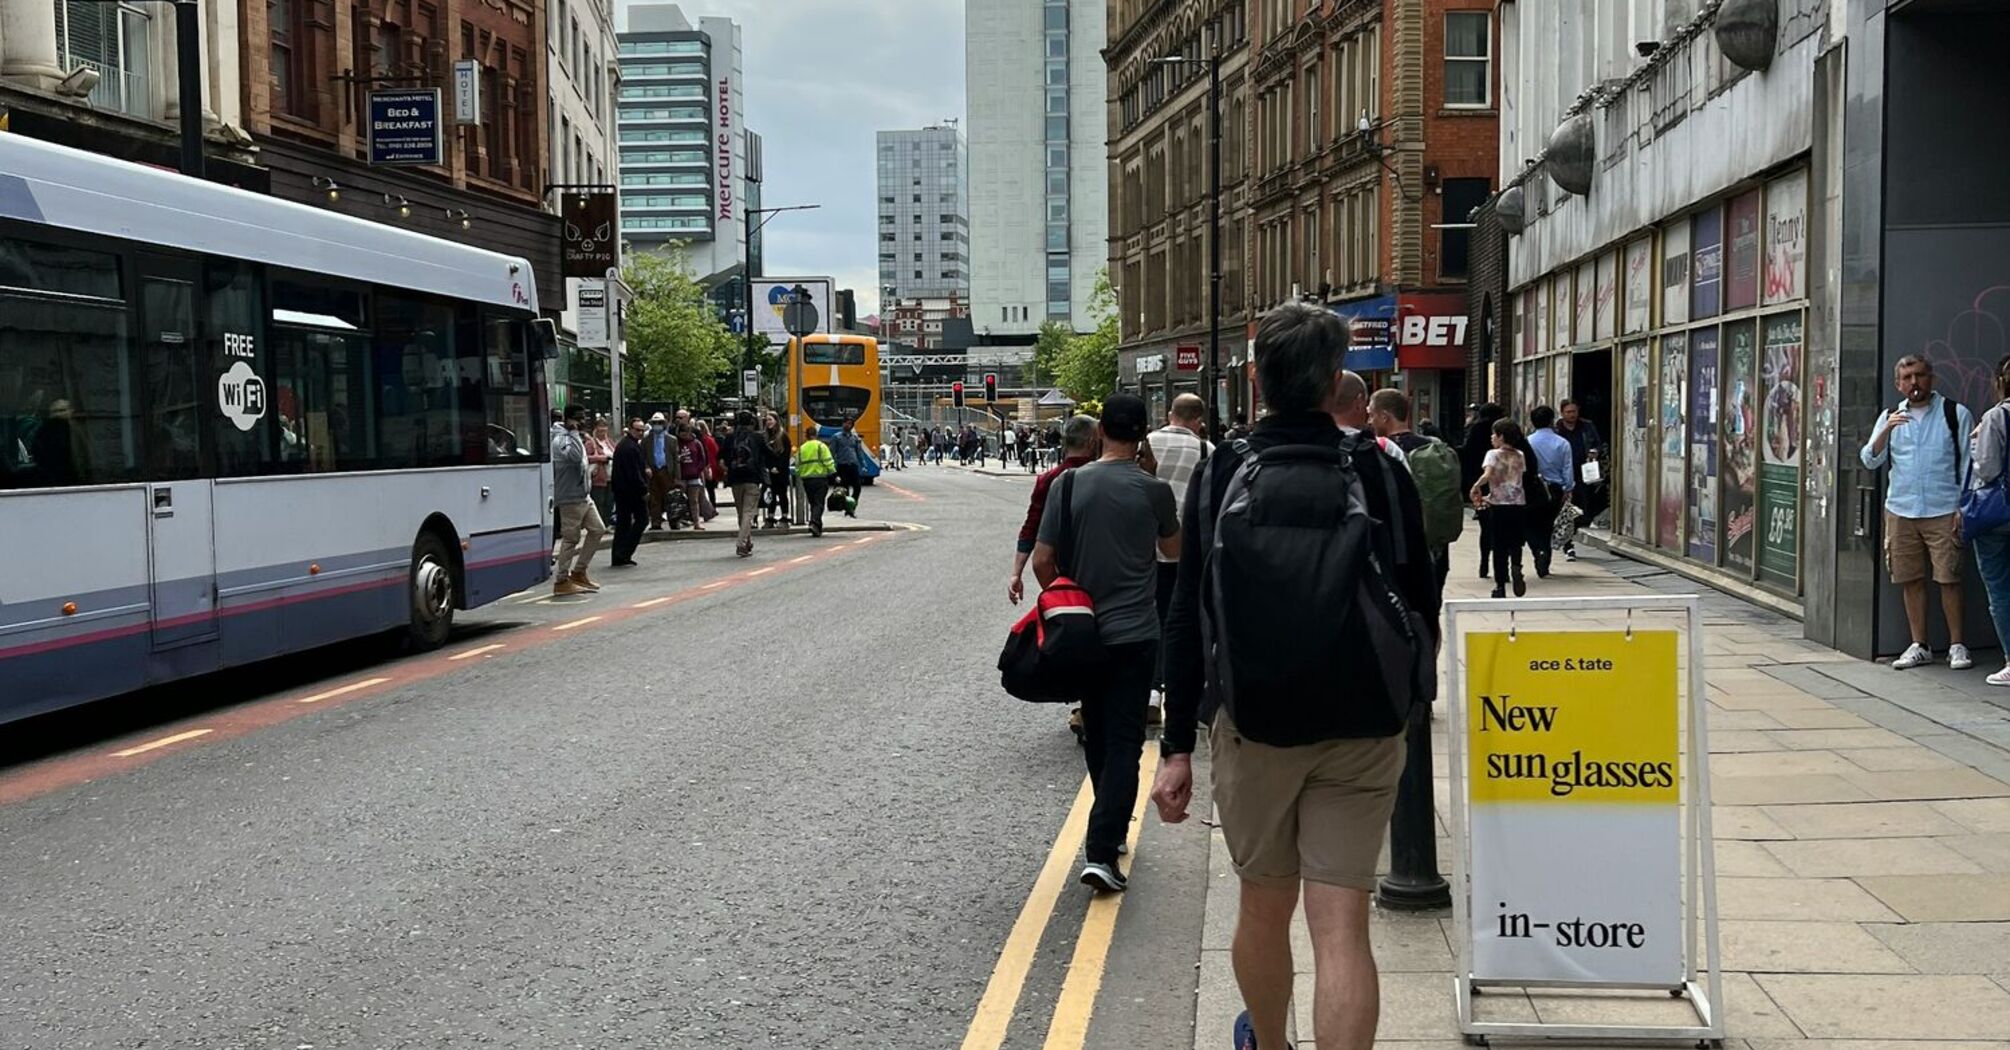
[1886,511,1963,585]
[1209,710,1405,891]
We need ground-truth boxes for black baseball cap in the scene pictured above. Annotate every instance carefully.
[1101,393,1150,443]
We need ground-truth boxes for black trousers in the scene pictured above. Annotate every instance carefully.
[1081,640,1156,864]
[1153,561,1178,687]
[835,464,862,510]
[803,477,832,532]
[764,468,791,520]
[1487,505,1527,587]
[1526,496,1558,575]
[611,490,647,564]
[1476,507,1494,574]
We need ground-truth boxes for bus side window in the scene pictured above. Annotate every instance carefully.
[204,258,271,477]
[482,312,536,461]
[0,238,141,490]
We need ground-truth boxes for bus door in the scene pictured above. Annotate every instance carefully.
[136,253,218,650]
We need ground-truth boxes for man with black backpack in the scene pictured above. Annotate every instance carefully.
[1031,395,1181,894]
[1152,303,1440,1050]
[725,410,768,558]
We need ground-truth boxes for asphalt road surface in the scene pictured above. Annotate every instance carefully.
[0,465,1213,1049]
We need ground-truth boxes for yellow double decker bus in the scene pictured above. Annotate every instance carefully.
[787,332,883,479]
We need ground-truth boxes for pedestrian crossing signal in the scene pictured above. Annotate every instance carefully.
[952,381,965,408]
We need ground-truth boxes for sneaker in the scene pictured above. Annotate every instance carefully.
[1950,644,1974,671]
[1233,1009,1291,1050]
[1988,666,2010,687]
[553,577,583,596]
[1079,861,1127,893]
[1892,642,1933,670]
[1565,548,1578,562]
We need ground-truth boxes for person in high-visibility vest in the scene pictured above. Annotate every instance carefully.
[797,425,838,538]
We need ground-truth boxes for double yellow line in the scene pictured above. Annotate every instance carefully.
[959,749,1161,1050]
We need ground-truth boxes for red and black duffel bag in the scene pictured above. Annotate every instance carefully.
[997,471,1104,702]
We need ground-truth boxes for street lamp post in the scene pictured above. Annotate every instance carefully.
[1156,30,1224,439]
[742,203,821,384]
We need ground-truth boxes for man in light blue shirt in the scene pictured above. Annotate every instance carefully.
[1526,404,1575,577]
[1860,354,1973,671]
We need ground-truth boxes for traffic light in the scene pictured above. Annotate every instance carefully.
[984,373,998,403]
[952,380,965,408]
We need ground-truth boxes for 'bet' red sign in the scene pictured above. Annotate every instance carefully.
[1174,345,1202,371]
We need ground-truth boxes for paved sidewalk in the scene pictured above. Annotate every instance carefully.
[1190,536,2010,1050]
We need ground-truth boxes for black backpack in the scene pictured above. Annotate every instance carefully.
[1200,435,1435,745]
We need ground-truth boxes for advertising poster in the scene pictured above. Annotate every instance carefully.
[1595,251,1618,343]
[1721,321,1759,576]
[1553,274,1573,353]
[1727,190,1762,312]
[1662,221,1690,327]
[1765,170,1809,307]
[1688,328,1721,564]
[1624,237,1653,335]
[1514,292,1528,360]
[751,277,833,348]
[1534,282,1551,362]
[1574,261,1595,348]
[1692,208,1723,320]
[1657,334,1688,552]
[1465,630,1684,985]
[1623,342,1650,541]
[1760,313,1805,587]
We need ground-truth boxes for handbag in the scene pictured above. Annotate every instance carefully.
[826,487,848,513]
[1580,458,1602,485]
[996,471,1104,701]
[1959,406,2010,541]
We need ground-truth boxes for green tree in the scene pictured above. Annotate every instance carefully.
[622,248,736,408]
[1032,319,1072,390]
[1054,269,1119,404]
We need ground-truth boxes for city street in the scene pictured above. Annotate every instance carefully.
[8,465,2010,1049]
[0,466,1208,1049]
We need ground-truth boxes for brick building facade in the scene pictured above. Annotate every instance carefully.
[1107,0,1253,426]
[241,0,563,299]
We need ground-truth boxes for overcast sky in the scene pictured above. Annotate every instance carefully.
[620,0,967,319]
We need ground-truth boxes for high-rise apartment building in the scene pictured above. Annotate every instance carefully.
[967,0,1109,336]
[876,125,971,304]
[616,4,762,287]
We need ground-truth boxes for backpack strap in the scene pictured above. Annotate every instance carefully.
[1364,442,1412,569]
[1057,468,1078,577]
[1945,395,1964,484]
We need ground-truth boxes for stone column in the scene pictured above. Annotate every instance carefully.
[0,0,66,89]
[158,2,216,124]
[152,0,178,121]
[204,0,239,127]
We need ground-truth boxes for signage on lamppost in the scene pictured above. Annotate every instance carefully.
[452,60,482,125]
[576,281,609,349]
[367,89,444,166]
[561,192,619,280]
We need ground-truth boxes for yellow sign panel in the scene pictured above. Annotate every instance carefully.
[1466,630,1679,805]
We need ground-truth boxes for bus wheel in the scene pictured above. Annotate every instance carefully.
[405,532,455,651]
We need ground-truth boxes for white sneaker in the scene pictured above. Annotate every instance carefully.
[1988,666,2010,687]
[1949,644,1975,671]
[1892,643,1933,670]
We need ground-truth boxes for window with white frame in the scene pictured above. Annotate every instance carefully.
[57,1,153,119]
[1445,12,1491,108]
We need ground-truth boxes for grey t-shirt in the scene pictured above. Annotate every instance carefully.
[1037,459,1179,645]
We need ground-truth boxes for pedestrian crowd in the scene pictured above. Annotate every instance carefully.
[901,423,1063,471]
[545,405,873,596]
[1003,302,1462,1050]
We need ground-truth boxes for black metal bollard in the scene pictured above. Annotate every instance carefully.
[1377,699,1451,910]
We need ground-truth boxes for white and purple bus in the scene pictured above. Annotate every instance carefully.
[0,137,556,723]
